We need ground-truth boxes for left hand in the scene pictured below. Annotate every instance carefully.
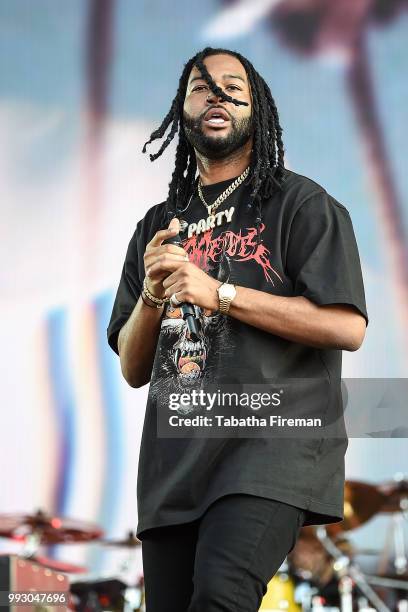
[158,260,221,311]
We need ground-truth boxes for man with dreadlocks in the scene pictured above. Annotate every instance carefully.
[107,47,368,612]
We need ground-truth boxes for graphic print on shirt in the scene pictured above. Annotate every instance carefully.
[150,224,283,414]
[184,223,283,285]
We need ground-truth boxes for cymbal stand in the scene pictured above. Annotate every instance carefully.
[315,527,391,612]
[19,530,41,558]
[364,575,408,591]
[392,510,408,575]
[389,474,408,575]
[338,574,353,612]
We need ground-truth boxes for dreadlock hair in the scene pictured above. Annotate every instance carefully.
[142,47,286,244]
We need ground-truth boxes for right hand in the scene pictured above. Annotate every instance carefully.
[143,217,189,299]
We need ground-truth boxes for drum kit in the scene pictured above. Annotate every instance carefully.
[261,476,408,612]
[0,476,407,611]
[0,509,145,610]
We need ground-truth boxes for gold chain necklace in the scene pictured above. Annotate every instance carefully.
[197,166,250,216]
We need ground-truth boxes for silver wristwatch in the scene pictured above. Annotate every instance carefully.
[217,283,236,315]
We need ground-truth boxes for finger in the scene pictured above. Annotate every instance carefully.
[145,253,188,276]
[163,280,184,300]
[162,271,181,289]
[145,252,187,273]
[168,289,185,305]
[168,216,180,233]
[148,226,179,248]
[147,258,188,279]
[152,244,188,257]
[148,217,181,248]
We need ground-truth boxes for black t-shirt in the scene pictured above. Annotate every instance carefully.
[107,169,368,538]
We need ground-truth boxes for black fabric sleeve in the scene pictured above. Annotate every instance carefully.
[107,223,143,356]
[286,191,368,325]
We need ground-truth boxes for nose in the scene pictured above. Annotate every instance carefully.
[206,88,224,104]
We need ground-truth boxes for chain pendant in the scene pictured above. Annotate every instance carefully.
[198,166,249,216]
[182,206,235,238]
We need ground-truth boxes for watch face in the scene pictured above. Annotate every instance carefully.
[219,284,236,299]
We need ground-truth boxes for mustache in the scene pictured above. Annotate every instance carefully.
[183,109,236,129]
[199,106,233,121]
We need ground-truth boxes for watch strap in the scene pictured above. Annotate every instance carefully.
[217,283,236,314]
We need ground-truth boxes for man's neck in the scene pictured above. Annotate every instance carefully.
[196,141,252,186]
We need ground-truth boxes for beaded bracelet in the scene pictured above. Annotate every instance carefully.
[143,277,169,306]
[141,292,163,309]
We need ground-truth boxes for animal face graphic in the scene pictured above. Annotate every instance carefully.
[149,246,232,411]
[158,304,227,385]
[150,303,232,416]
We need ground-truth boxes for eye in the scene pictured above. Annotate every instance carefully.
[192,85,208,92]
[226,85,241,91]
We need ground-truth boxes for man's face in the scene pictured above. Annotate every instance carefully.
[183,53,253,160]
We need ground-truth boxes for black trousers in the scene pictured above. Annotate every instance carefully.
[141,494,306,612]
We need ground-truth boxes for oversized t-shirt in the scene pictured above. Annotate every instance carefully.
[107,169,368,538]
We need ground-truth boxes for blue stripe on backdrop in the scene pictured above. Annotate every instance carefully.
[46,307,77,557]
[87,291,125,574]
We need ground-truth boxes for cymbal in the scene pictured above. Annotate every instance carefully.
[377,572,408,581]
[31,555,88,574]
[327,480,388,535]
[378,479,408,513]
[352,548,383,556]
[0,509,103,544]
[298,480,388,542]
[102,530,141,548]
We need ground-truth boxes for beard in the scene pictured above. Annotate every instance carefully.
[183,110,253,160]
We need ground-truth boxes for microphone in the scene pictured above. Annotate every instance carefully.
[164,233,202,342]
